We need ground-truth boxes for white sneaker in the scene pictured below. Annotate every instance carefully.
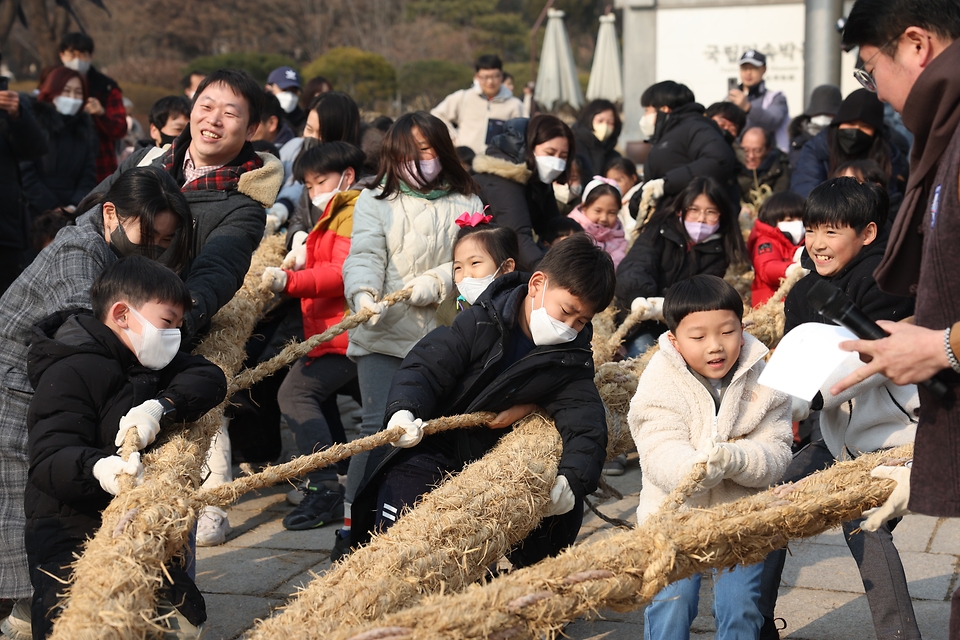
[1,599,31,640]
[196,506,231,547]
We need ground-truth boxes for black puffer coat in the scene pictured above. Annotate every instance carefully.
[25,310,226,626]
[784,236,914,333]
[644,102,741,209]
[0,94,47,252]
[573,123,620,178]
[473,119,561,268]
[19,98,97,217]
[384,271,607,498]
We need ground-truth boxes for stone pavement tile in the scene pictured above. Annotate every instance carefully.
[897,549,957,601]
[891,514,940,553]
[775,586,951,639]
[196,546,321,596]
[780,542,864,593]
[202,593,282,640]
[564,608,644,639]
[929,517,960,555]
[270,560,333,599]
[223,516,339,552]
[222,505,282,542]
[229,484,290,513]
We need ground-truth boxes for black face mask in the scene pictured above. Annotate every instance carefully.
[301,136,320,151]
[109,220,168,263]
[837,128,874,156]
[158,132,178,147]
[721,130,736,145]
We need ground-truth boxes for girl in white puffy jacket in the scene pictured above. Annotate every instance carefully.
[337,112,484,551]
[628,275,792,640]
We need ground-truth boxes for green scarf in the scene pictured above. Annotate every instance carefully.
[399,180,451,200]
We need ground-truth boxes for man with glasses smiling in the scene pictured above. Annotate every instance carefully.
[431,54,524,156]
[834,1,960,637]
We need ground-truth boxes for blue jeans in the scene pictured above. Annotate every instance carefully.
[644,562,763,640]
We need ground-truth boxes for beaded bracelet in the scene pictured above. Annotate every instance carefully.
[945,326,960,374]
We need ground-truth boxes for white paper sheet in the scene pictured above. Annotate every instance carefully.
[758,323,858,401]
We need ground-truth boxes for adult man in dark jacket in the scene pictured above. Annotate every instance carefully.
[827,1,960,636]
[0,81,47,293]
[58,33,127,182]
[737,126,792,204]
[90,69,283,340]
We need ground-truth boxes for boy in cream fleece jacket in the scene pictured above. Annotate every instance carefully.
[629,274,792,640]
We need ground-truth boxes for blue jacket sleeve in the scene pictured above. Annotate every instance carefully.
[790,131,830,197]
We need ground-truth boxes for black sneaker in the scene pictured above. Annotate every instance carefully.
[330,529,353,563]
[759,616,786,640]
[282,485,344,530]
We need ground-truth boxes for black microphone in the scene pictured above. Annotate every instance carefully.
[807,280,949,399]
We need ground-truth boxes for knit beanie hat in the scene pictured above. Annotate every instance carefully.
[833,89,885,131]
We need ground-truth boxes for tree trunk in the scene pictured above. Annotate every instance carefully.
[20,0,71,66]
[0,0,21,46]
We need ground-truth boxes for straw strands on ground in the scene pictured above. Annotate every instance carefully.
[326,445,909,640]
[246,414,564,640]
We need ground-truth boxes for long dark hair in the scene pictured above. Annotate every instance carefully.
[575,99,622,141]
[307,91,360,145]
[375,111,480,199]
[826,126,892,183]
[524,114,576,183]
[77,166,194,274]
[642,176,745,266]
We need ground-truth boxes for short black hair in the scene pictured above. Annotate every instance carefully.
[148,96,191,131]
[31,208,73,252]
[641,81,695,110]
[842,0,960,51]
[603,156,637,179]
[705,102,747,136]
[261,90,284,123]
[293,141,366,183]
[540,216,584,244]
[663,275,744,332]
[58,33,94,55]
[192,69,265,128]
[803,176,890,234]
[456,145,476,168]
[832,158,888,190]
[757,191,806,226]
[475,54,503,72]
[91,256,192,322]
[181,71,205,90]
[538,233,616,314]
[576,99,622,142]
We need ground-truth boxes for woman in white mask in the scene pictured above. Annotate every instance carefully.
[0,166,192,611]
[615,176,746,358]
[473,115,576,269]
[20,67,98,219]
[335,112,484,556]
[572,99,623,179]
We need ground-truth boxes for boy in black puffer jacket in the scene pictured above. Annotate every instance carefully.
[341,235,615,566]
[25,257,226,639]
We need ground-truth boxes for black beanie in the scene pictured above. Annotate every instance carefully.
[833,89,885,132]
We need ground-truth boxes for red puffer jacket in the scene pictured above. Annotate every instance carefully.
[284,190,357,358]
[747,219,799,306]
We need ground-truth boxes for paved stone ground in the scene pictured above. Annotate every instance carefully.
[197,429,959,640]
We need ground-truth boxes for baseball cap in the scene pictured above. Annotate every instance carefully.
[267,66,302,90]
[739,50,767,67]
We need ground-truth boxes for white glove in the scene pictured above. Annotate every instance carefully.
[641,178,665,201]
[93,452,144,495]
[696,442,747,489]
[404,275,441,307]
[281,230,309,270]
[354,292,384,326]
[861,466,912,532]
[388,410,424,448]
[115,399,164,449]
[630,296,652,317]
[790,395,811,422]
[262,267,288,293]
[785,262,809,278]
[543,475,576,517]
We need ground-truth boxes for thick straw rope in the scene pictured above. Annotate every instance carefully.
[327,445,909,640]
[245,414,563,640]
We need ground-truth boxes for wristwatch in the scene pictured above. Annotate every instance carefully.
[156,397,178,426]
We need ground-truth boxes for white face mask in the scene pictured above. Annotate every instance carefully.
[777,219,805,245]
[535,155,566,184]
[401,157,442,188]
[593,122,612,141]
[528,279,579,346]
[457,264,502,305]
[62,58,90,75]
[639,112,658,138]
[311,173,345,212]
[53,96,83,116]
[123,307,181,370]
[276,91,298,113]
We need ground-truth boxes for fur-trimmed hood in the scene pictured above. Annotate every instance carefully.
[239,152,284,207]
[472,153,532,185]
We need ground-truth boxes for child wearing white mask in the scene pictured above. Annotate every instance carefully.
[335,112,484,557]
[435,213,524,327]
[24,256,226,638]
[342,234,615,569]
[747,191,808,307]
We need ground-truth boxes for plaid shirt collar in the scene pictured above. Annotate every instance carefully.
[182,149,225,187]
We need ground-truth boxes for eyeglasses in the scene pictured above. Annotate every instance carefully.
[853,32,903,93]
[476,73,502,83]
[684,206,721,222]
